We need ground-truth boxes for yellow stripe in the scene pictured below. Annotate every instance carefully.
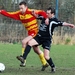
[26,19,37,27]
[8,10,20,14]
[23,19,38,27]
[20,15,25,20]
[34,27,39,31]
[19,14,33,20]
[27,24,38,30]
[25,14,33,19]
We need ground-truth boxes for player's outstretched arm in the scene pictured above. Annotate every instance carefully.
[0,10,20,20]
[63,22,75,28]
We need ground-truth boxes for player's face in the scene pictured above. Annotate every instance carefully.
[46,10,52,19]
[19,4,27,14]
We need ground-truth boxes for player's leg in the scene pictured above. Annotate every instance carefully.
[25,37,49,71]
[22,39,39,59]
[17,36,33,67]
[16,38,38,66]
[42,39,55,72]
[22,36,33,54]
[44,49,55,72]
[33,46,49,71]
[17,38,48,71]
[21,30,38,59]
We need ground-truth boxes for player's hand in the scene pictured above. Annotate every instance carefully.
[32,10,38,18]
[70,24,75,28]
[45,18,49,25]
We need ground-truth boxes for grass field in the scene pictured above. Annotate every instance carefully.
[0,43,75,75]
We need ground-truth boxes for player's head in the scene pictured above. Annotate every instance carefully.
[46,7,55,18]
[19,1,27,14]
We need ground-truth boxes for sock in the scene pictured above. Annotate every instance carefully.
[22,48,25,55]
[47,58,55,68]
[22,48,26,64]
[23,45,31,59]
[39,52,47,65]
[24,60,26,64]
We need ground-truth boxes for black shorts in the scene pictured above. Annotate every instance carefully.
[34,35,52,50]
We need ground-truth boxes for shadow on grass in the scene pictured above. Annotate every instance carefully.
[1,66,75,75]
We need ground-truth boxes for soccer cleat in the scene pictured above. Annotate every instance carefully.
[51,67,56,73]
[16,55,26,67]
[20,62,26,67]
[16,55,24,63]
[41,63,49,71]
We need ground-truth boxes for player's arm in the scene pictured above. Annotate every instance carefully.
[34,10,48,19]
[35,10,49,25]
[31,9,49,25]
[32,10,43,19]
[52,19,75,28]
[0,10,20,20]
[63,22,75,28]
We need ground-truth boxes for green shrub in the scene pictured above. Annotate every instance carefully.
[65,38,71,44]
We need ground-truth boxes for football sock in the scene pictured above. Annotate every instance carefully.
[22,48,27,64]
[24,60,26,63]
[39,52,47,65]
[46,58,55,68]
[23,45,31,59]
[22,48,25,55]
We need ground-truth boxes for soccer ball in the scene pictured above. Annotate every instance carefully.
[0,63,5,72]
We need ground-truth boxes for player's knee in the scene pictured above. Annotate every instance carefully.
[22,39,27,45]
[44,55,50,60]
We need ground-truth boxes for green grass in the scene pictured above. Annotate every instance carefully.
[0,43,75,75]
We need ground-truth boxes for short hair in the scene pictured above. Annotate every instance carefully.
[47,7,55,15]
[19,1,27,6]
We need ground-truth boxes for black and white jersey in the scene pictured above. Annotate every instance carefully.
[38,17,64,38]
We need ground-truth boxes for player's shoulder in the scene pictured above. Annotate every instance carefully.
[49,17,58,22]
[28,8,42,13]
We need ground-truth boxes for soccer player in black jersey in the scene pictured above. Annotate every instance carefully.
[17,7,75,72]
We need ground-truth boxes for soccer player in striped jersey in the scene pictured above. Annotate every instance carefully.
[0,1,49,68]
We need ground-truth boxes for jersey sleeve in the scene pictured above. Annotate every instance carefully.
[35,10,48,19]
[49,18,64,36]
[29,9,48,19]
[50,18,64,27]
[0,10,20,20]
[55,21,64,26]
[27,9,48,20]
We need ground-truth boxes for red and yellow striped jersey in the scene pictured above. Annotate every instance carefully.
[0,8,47,37]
